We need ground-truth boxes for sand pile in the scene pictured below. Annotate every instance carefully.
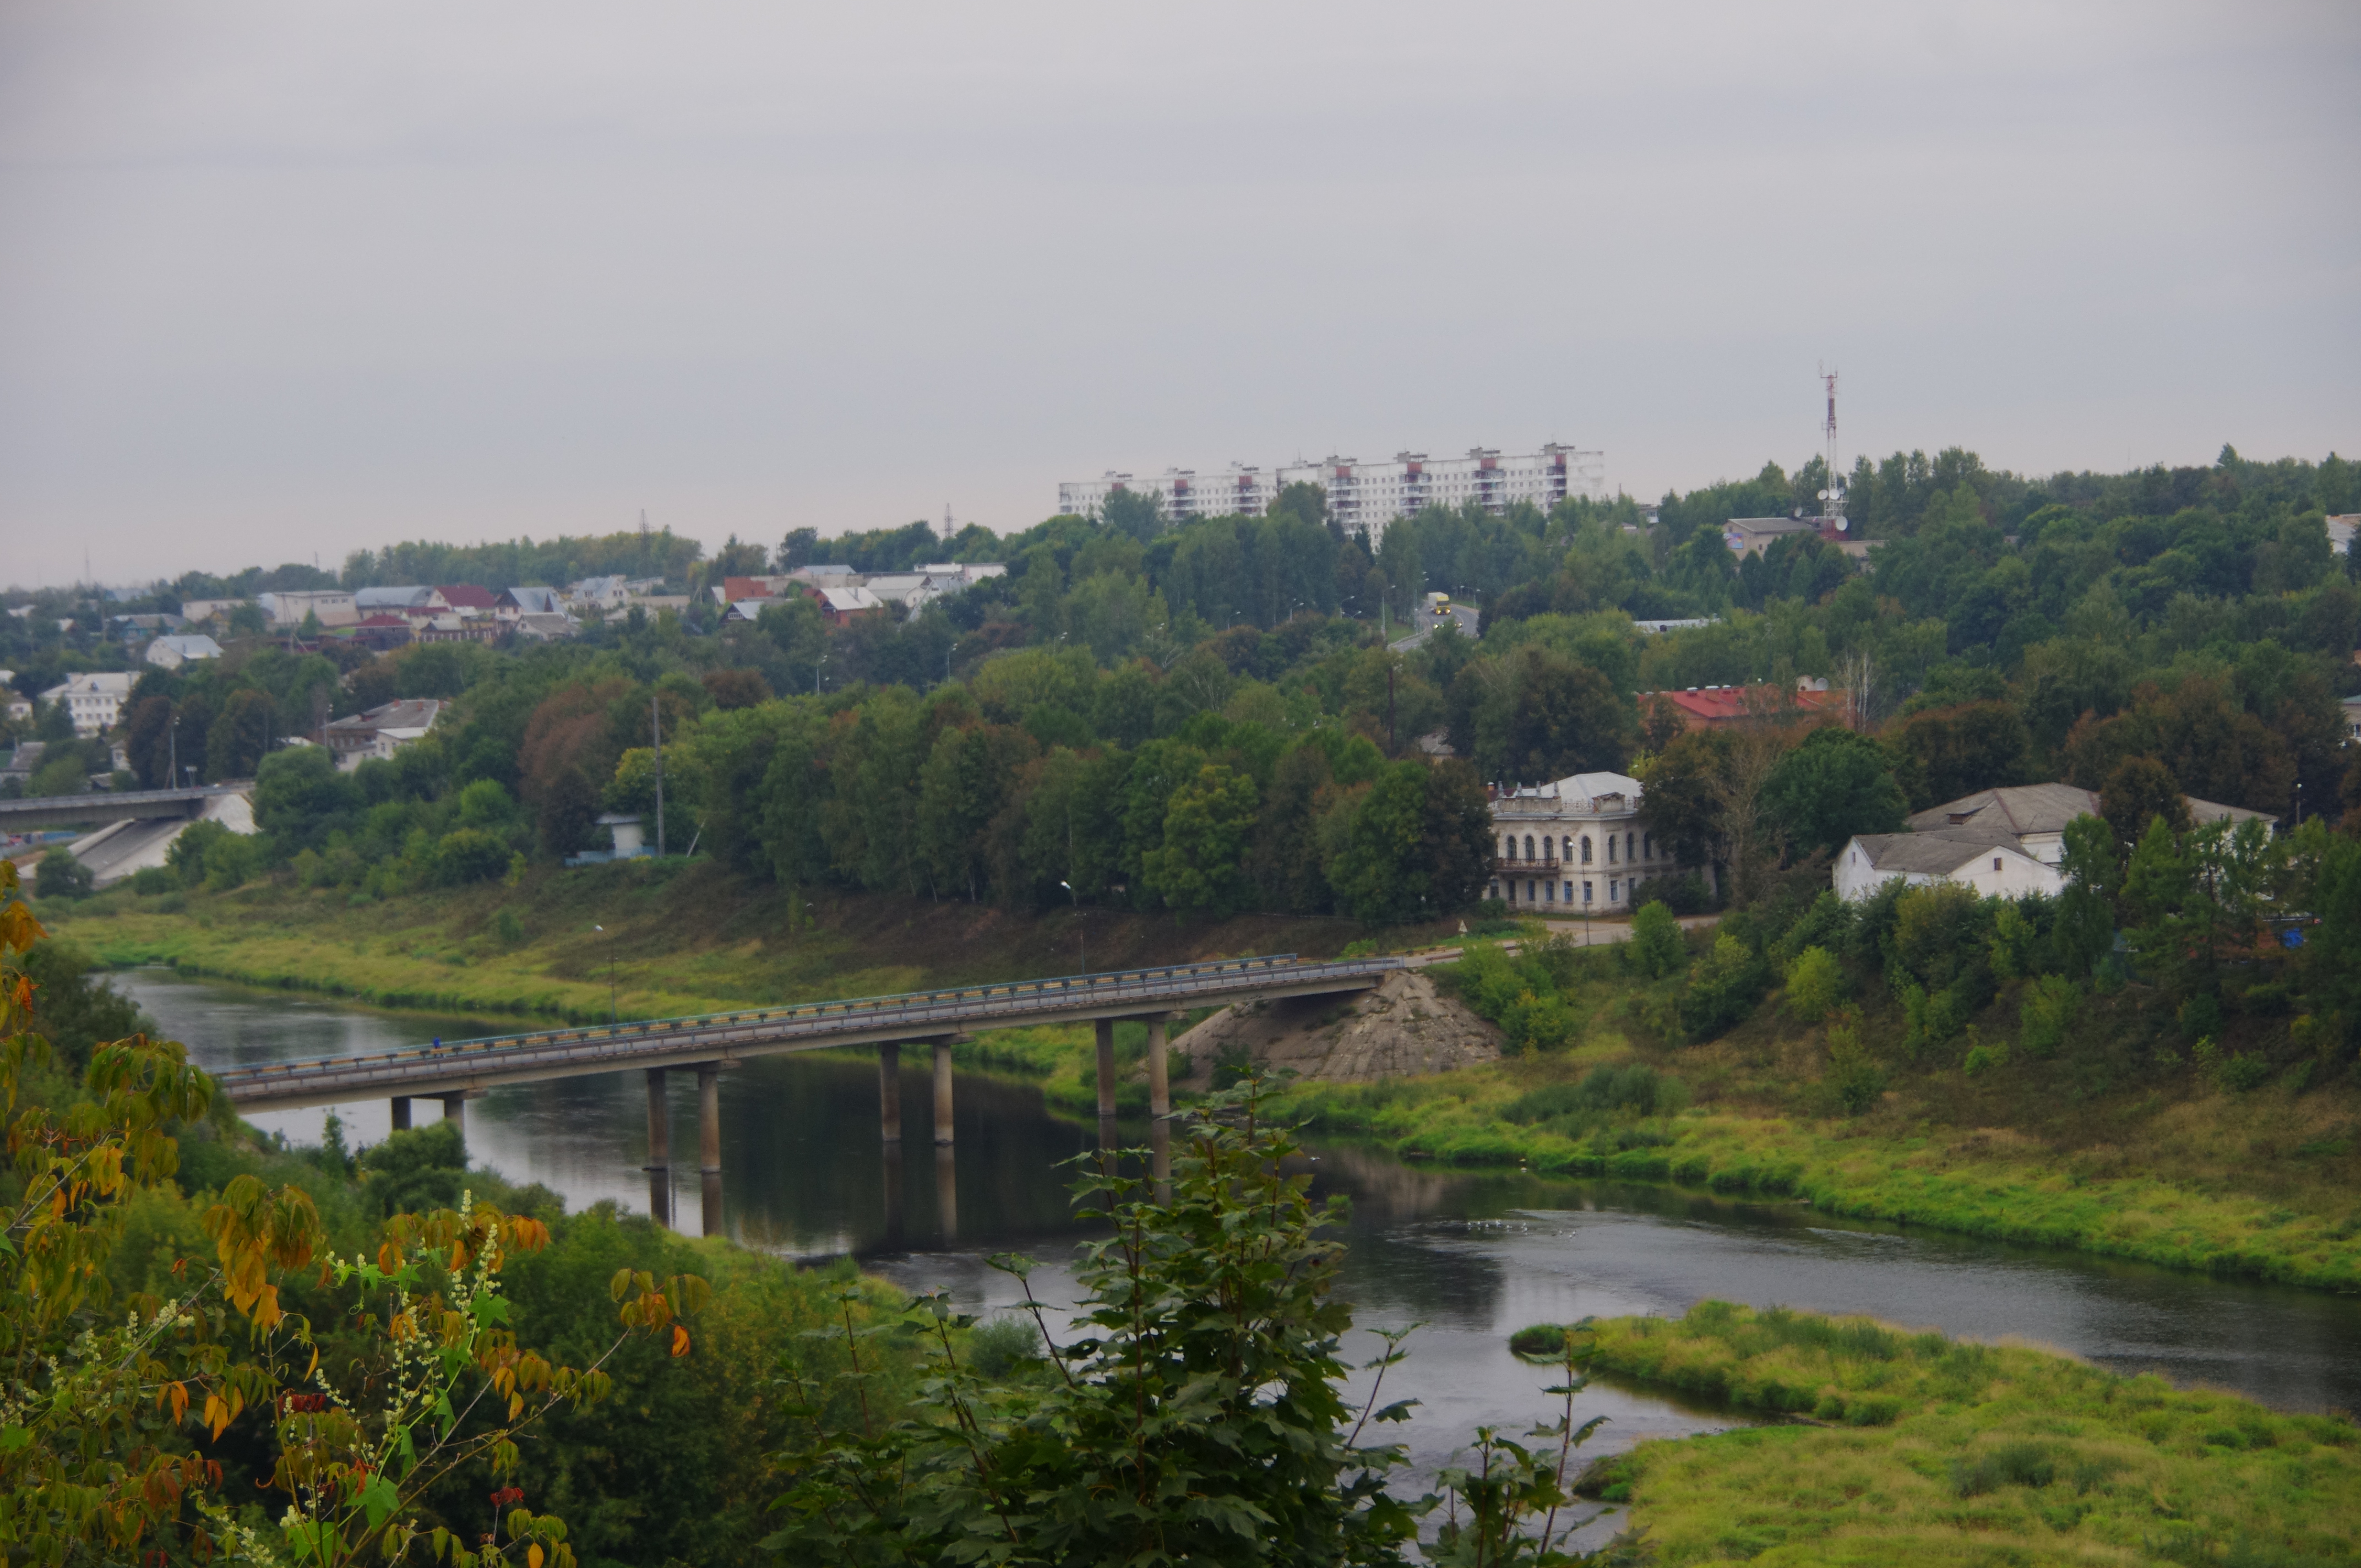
[1167,967,1502,1091]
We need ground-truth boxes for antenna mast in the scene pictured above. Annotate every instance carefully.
[1817,366,1846,532]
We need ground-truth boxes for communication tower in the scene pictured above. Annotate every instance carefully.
[1816,367,1847,532]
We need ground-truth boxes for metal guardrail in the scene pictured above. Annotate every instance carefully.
[213,952,1401,1106]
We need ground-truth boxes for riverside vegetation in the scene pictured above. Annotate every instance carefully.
[14,861,2356,1567]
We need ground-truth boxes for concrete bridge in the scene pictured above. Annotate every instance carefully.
[213,952,1399,1234]
[0,783,249,834]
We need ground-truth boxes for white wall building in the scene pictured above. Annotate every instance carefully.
[1906,783,2271,869]
[1487,770,1673,914]
[38,672,134,737]
[258,590,358,629]
[322,699,443,771]
[1835,827,2064,902]
[145,634,223,669]
[1059,445,1606,543]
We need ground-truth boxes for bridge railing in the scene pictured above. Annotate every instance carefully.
[209,952,1393,1093]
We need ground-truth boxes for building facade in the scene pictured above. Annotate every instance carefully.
[1059,444,1606,543]
[1486,770,1672,914]
[38,672,134,737]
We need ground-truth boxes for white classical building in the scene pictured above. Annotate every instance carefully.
[37,672,135,737]
[1486,770,1674,914]
[1059,445,1606,543]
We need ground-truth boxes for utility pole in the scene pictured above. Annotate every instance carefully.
[651,692,666,857]
[167,711,177,792]
[1387,661,1397,755]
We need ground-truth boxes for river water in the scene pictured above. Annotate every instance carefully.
[115,966,2361,1515]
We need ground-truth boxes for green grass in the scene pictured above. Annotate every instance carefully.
[1569,1302,2361,1566]
[1270,1070,2361,1290]
[47,861,1435,1027]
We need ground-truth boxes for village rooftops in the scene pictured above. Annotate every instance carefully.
[434,584,499,613]
[1638,680,1848,730]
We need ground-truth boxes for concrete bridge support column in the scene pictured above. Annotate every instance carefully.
[1145,1015,1172,1120]
[932,1040,955,1146]
[390,1097,412,1132]
[878,1043,902,1142]
[1094,1018,1117,1120]
[644,1068,672,1229]
[437,1093,467,1141]
[697,1065,722,1238]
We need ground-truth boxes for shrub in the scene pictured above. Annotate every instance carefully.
[127,865,174,896]
[2017,973,2079,1059]
[965,1315,1043,1379]
[1677,934,1765,1041]
[34,848,92,901]
[493,907,526,945]
[1950,1440,2057,1497]
[1782,945,1843,1020]
[434,826,513,886]
[1629,872,1711,916]
[1824,1023,1885,1114]
[1628,900,1687,979]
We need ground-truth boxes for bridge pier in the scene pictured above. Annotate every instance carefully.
[390,1096,411,1131]
[1094,1018,1117,1119]
[698,1065,723,1237]
[437,1092,467,1140]
[644,1068,672,1229]
[878,1042,902,1142]
[1144,1014,1174,1120]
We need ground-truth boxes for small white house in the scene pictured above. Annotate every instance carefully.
[597,812,647,858]
[145,634,224,669]
[1835,826,2063,902]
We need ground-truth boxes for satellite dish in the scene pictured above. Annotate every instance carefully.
[1836,516,1850,532]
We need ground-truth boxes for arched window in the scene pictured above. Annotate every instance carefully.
[1642,832,1653,860]
[1523,835,1535,862]
[1580,836,1593,864]
[1627,832,1636,863]
[1502,834,1514,861]
[1608,834,1619,863]
[1562,836,1573,863]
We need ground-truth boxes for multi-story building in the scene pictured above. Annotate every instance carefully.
[1058,444,1605,543]
[37,672,135,737]
[1486,770,1669,915]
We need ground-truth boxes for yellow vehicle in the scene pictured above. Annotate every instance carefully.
[1427,592,1451,617]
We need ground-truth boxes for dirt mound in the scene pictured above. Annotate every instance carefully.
[1169,968,1502,1091]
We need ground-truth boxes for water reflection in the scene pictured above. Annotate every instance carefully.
[117,967,2361,1420]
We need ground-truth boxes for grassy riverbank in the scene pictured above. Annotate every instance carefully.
[1566,1302,2360,1565]
[39,871,2361,1291]
[41,859,1427,1023]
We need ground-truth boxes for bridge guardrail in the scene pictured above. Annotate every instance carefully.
[211,953,1401,1101]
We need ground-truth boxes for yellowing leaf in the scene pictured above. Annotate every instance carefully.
[670,1325,690,1358]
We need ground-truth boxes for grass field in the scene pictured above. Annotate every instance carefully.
[1563,1302,2361,1566]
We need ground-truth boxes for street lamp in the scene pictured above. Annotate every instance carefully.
[1060,881,1084,974]
[594,924,616,1023]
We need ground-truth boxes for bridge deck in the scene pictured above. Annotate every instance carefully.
[215,952,1400,1110]
[0,784,246,832]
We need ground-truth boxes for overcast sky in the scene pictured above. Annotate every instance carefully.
[3,2,2355,587]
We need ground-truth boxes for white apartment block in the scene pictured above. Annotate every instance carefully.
[1058,444,1605,542]
[39,672,135,737]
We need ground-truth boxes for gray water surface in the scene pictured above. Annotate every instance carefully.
[118,966,2361,1470]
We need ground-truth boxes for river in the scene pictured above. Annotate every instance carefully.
[115,966,2361,1523]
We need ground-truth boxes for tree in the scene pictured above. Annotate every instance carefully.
[1885,700,2032,808]
[253,743,359,852]
[1142,764,1260,915]
[1100,487,1166,543]
[1417,759,1498,916]
[1499,647,1634,782]
[1322,764,1429,924]
[122,694,177,788]
[34,846,91,900]
[1627,901,1685,978]
[2100,755,2190,850]
[1251,742,1336,914]
[766,1096,1428,1564]
[206,687,276,780]
[1760,726,1907,859]
[2054,814,2119,977]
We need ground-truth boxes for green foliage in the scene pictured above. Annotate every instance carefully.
[1626,900,1686,979]
[1781,945,1843,1020]
[1760,726,1907,857]
[2017,973,2080,1060]
[32,847,90,901]
[1822,1022,1886,1113]
[765,1093,1428,1565]
[1677,934,1766,1041]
